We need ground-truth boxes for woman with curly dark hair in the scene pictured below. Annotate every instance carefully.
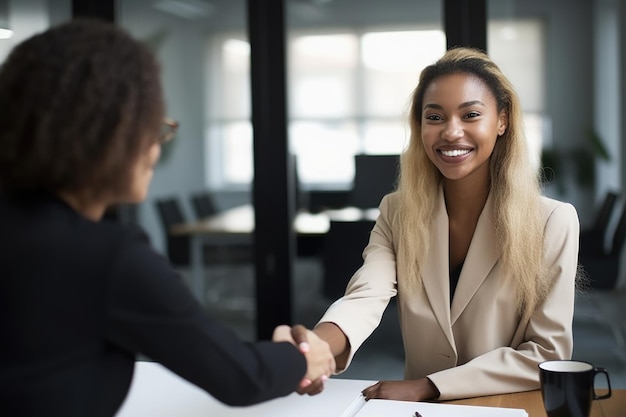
[0,19,333,417]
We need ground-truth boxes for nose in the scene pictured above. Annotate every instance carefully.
[441,118,463,141]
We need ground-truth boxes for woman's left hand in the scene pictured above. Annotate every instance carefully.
[361,378,439,402]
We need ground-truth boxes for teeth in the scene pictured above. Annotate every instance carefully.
[441,149,471,157]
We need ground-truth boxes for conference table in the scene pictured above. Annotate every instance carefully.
[169,204,379,303]
[115,361,625,417]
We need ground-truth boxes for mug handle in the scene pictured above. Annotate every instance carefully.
[592,367,612,400]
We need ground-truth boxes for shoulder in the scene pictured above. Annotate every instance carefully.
[97,220,151,245]
[98,222,160,264]
[538,195,580,236]
[538,195,579,221]
[75,221,162,279]
[379,191,400,214]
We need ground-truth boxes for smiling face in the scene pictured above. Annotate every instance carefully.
[420,72,507,185]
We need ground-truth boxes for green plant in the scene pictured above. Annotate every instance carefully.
[541,128,610,195]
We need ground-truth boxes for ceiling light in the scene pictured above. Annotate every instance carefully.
[0,27,12,39]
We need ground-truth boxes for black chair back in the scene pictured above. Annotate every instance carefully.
[610,203,626,257]
[156,198,185,227]
[350,154,399,209]
[154,198,189,266]
[322,219,375,299]
[190,193,218,219]
[579,191,620,256]
[592,191,619,234]
[579,197,626,290]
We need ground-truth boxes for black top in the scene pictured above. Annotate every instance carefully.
[450,262,463,303]
[0,191,306,417]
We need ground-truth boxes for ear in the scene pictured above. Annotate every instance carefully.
[497,111,508,136]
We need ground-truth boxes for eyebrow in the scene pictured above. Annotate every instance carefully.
[423,100,486,111]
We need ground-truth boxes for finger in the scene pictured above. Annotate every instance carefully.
[297,385,324,396]
[363,389,377,400]
[291,324,309,352]
[361,382,380,400]
[271,325,292,342]
[306,385,324,396]
[303,377,326,396]
[296,378,323,395]
[296,383,314,395]
[299,378,312,389]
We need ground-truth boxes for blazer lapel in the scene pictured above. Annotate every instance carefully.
[450,192,501,324]
[420,187,454,346]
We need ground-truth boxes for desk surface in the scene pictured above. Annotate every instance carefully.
[115,362,374,417]
[170,204,379,236]
[116,362,626,417]
[446,388,620,417]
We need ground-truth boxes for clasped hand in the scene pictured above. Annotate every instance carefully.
[272,324,335,395]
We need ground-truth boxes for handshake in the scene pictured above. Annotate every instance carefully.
[272,324,336,395]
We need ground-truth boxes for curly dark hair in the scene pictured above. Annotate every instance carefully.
[0,19,164,195]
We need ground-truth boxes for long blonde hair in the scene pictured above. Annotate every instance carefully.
[394,47,546,316]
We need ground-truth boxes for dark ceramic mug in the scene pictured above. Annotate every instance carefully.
[539,360,611,417]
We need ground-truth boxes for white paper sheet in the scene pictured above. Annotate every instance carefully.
[354,398,529,417]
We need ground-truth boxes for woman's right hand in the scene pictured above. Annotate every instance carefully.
[273,324,335,395]
[288,325,335,395]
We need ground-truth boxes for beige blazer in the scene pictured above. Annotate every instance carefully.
[319,188,580,400]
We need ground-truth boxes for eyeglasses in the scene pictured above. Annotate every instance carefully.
[159,118,179,144]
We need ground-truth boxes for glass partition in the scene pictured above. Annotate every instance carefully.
[286,0,444,189]
[119,0,255,334]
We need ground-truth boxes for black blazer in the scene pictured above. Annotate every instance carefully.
[0,191,305,417]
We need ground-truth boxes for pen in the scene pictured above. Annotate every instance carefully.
[415,412,423,417]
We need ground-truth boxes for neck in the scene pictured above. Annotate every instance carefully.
[443,176,490,221]
[57,190,108,221]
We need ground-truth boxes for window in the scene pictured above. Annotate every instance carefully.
[488,19,546,169]
[205,20,545,188]
[204,35,252,188]
[289,29,445,186]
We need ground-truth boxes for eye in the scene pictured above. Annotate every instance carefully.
[424,114,442,121]
[464,111,481,119]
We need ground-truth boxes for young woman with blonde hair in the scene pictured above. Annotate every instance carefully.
[305,47,579,401]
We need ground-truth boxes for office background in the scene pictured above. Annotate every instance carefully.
[2,0,621,248]
[1,0,625,385]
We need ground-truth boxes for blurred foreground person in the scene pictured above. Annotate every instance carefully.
[0,19,334,417]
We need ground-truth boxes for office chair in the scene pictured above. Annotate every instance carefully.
[154,197,190,267]
[189,193,253,264]
[322,219,375,300]
[307,190,351,213]
[350,154,400,209]
[579,190,620,257]
[579,199,626,290]
[190,192,218,219]
[576,199,626,353]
